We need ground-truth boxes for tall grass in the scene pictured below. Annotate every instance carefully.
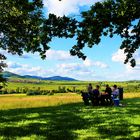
[0,93,81,110]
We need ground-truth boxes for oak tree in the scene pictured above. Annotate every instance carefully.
[0,0,140,85]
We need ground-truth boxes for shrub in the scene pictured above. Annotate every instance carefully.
[8,89,16,94]
[22,87,29,93]
[16,87,21,93]
[1,89,8,94]
[27,90,36,95]
[67,88,72,92]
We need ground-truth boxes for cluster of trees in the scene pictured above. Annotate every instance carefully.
[0,86,81,95]
[125,84,140,92]
[0,0,140,85]
[1,84,140,95]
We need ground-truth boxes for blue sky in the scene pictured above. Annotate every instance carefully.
[1,0,140,81]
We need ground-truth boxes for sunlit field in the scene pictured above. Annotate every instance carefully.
[0,93,81,110]
[0,92,140,139]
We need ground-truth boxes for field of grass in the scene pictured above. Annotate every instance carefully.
[2,80,140,95]
[0,92,140,140]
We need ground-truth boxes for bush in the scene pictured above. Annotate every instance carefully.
[67,88,72,92]
[8,89,16,94]
[42,90,50,95]
[16,87,21,93]
[1,89,8,94]
[26,90,41,95]
[75,89,82,94]
[22,87,29,93]
[48,92,54,96]
[57,86,67,93]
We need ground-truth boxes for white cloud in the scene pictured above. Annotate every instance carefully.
[6,61,23,69]
[112,49,126,63]
[112,49,140,80]
[83,59,92,67]
[1,49,74,61]
[55,59,108,79]
[93,61,108,68]
[19,53,31,59]
[58,59,108,72]
[110,68,140,81]
[83,58,108,68]
[4,58,108,81]
[56,62,94,80]
[43,0,101,16]
[57,63,81,71]
[122,28,136,36]
[126,63,140,74]
[0,49,31,59]
[6,59,140,81]
[45,49,74,61]
[112,49,140,65]
[5,61,53,77]
[56,62,93,74]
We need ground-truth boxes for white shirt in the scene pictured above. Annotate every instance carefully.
[112,89,119,96]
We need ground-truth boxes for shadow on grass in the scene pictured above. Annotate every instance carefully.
[0,98,140,139]
[123,97,140,115]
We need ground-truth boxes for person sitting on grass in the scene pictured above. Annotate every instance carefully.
[81,91,90,106]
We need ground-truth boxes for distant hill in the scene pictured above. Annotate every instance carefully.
[23,75,43,79]
[2,71,22,78]
[44,76,77,81]
[23,75,77,81]
[2,71,77,81]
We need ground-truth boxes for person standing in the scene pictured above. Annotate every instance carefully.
[87,83,93,96]
[112,85,119,99]
[105,84,112,104]
[105,84,112,96]
[112,85,120,106]
[92,85,100,105]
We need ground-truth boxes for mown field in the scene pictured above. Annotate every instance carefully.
[0,92,140,140]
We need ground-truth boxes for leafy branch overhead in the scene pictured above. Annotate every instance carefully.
[0,0,77,59]
[0,54,7,86]
[70,0,140,67]
[0,0,140,67]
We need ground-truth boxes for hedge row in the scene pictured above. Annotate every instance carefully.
[0,86,82,95]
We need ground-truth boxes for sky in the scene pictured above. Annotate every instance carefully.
[1,0,140,81]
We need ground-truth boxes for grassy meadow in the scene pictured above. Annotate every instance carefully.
[2,79,140,94]
[0,80,140,139]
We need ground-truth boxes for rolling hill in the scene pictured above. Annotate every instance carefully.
[2,71,22,78]
[2,71,77,81]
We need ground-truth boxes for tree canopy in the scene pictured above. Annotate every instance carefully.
[0,0,43,85]
[71,0,140,67]
[0,0,44,57]
[0,0,77,85]
[0,0,77,58]
[0,0,140,84]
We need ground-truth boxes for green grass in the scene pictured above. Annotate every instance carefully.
[0,93,140,140]
[4,80,140,93]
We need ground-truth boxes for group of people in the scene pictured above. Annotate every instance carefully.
[82,84,120,106]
